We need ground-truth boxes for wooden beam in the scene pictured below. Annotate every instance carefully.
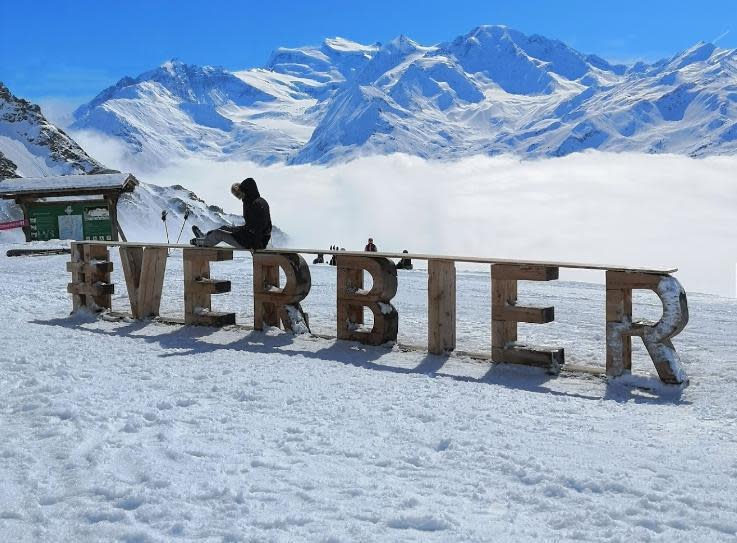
[492,345,564,370]
[183,248,235,326]
[74,241,678,274]
[66,261,114,274]
[428,259,456,355]
[491,264,559,281]
[120,246,144,317]
[138,247,168,318]
[493,305,554,324]
[67,282,115,296]
[195,278,231,294]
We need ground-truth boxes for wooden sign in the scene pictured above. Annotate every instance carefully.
[253,252,311,333]
[182,248,235,326]
[336,255,398,346]
[606,271,689,384]
[491,264,564,374]
[66,243,691,385]
[67,242,114,312]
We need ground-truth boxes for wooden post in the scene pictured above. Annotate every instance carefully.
[491,264,563,373]
[253,252,311,333]
[16,199,31,242]
[107,194,126,242]
[183,248,236,326]
[428,259,456,354]
[120,246,168,319]
[67,242,114,312]
[336,255,398,346]
[606,271,689,384]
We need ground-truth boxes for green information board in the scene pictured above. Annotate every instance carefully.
[28,201,114,241]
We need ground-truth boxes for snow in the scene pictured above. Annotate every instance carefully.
[0,136,53,179]
[68,26,737,168]
[1,242,736,541]
[0,173,135,195]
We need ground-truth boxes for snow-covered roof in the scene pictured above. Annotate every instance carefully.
[0,173,138,198]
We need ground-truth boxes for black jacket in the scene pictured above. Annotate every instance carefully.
[234,178,271,249]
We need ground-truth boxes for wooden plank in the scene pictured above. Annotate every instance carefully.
[194,278,231,294]
[66,261,114,273]
[491,277,518,350]
[253,261,280,329]
[605,287,632,323]
[183,249,211,324]
[491,321,517,349]
[189,311,236,327]
[76,241,678,274]
[491,264,559,281]
[493,305,554,324]
[606,270,662,290]
[84,244,112,310]
[67,282,114,296]
[492,345,564,373]
[119,246,143,317]
[139,247,168,318]
[69,243,85,311]
[428,259,456,354]
[197,248,234,262]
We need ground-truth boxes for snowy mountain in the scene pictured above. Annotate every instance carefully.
[0,84,286,245]
[0,82,111,179]
[71,26,737,167]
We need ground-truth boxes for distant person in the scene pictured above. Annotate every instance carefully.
[396,249,413,270]
[364,238,377,252]
[191,178,271,249]
[313,253,324,264]
[329,245,337,266]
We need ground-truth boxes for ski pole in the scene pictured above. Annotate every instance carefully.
[175,206,191,244]
[161,210,170,243]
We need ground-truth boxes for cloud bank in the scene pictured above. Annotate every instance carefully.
[74,138,737,297]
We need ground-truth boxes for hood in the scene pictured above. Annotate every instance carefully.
[239,177,260,202]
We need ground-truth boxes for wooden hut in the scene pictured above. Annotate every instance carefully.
[0,172,138,242]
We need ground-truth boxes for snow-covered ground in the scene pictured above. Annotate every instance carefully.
[1,242,737,541]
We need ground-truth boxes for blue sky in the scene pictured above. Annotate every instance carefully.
[2,0,735,106]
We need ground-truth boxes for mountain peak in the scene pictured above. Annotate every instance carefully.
[671,42,717,69]
[322,37,377,54]
[160,58,186,72]
[383,34,421,54]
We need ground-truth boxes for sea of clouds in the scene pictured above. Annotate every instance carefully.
[71,131,737,297]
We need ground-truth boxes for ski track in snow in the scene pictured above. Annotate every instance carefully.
[1,243,736,542]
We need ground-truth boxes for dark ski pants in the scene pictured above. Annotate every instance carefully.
[202,226,245,249]
[201,225,268,250]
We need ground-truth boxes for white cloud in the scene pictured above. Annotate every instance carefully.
[70,130,133,171]
[97,150,737,297]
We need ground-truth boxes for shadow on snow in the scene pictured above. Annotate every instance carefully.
[32,313,687,405]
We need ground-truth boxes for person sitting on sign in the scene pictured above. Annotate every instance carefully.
[190,178,271,250]
[396,249,413,270]
[364,237,377,252]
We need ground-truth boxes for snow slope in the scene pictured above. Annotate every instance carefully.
[1,245,736,541]
[0,83,110,179]
[0,85,287,246]
[70,26,737,167]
